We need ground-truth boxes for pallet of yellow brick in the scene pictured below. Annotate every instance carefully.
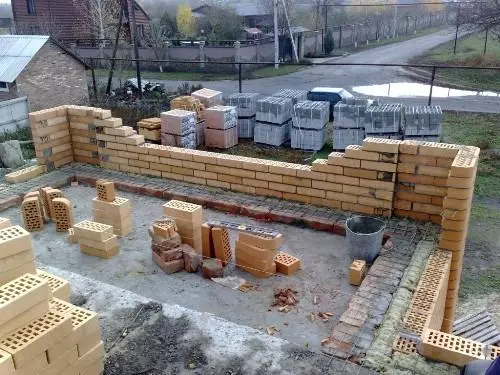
[36,269,71,302]
[21,197,44,232]
[5,165,47,184]
[52,198,73,232]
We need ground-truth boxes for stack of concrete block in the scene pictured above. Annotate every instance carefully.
[0,272,104,375]
[21,196,44,232]
[191,88,223,108]
[5,165,47,184]
[348,259,367,286]
[255,97,293,146]
[67,105,106,166]
[96,116,146,174]
[272,89,308,105]
[52,198,73,232]
[235,232,284,278]
[138,118,161,142]
[163,200,203,253]
[226,93,259,138]
[160,109,197,149]
[365,104,403,138]
[30,106,73,171]
[342,97,376,106]
[291,101,330,151]
[315,138,400,216]
[92,182,132,236]
[403,105,443,142]
[0,225,36,285]
[74,220,119,259]
[204,105,238,149]
[333,100,372,150]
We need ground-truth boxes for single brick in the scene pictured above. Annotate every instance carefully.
[238,231,284,250]
[152,251,184,274]
[36,269,71,302]
[152,244,183,262]
[163,200,203,222]
[275,252,300,276]
[52,198,73,232]
[362,138,401,153]
[418,142,460,158]
[21,197,44,232]
[80,244,119,259]
[211,228,232,266]
[201,223,215,259]
[348,260,367,286]
[201,258,224,278]
[73,220,114,242]
[46,189,64,219]
[153,218,178,238]
[78,235,118,252]
[0,217,12,230]
[360,160,397,173]
[327,152,361,168]
[68,228,78,244]
[96,180,116,202]
[183,247,202,273]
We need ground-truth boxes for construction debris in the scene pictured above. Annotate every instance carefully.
[272,288,299,308]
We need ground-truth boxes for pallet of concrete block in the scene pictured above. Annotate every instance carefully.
[30,106,74,170]
[191,88,223,108]
[67,106,104,166]
[332,128,365,150]
[204,106,238,149]
[334,102,369,129]
[272,89,308,105]
[74,220,119,259]
[404,105,443,137]
[138,117,161,142]
[365,103,403,134]
[171,96,205,122]
[161,109,197,149]
[5,165,47,184]
[342,97,378,106]
[226,92,260,118]
[256,96,293,125]
[254,119,292,147]
[291,127,327,151]
[365,132,403,141]
[237,117,256,138]
[293,101,329,130]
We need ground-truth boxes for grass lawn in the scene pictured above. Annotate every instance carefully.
[411,32,500,91]
[442,111,500,198]
[90,64,306,82]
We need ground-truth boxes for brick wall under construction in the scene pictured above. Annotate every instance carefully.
[29,105,480,331]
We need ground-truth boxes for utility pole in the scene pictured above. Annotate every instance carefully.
[392,4,398,38]
[130,0,143,99]
[106,0,125,95]
[324,2,328,38]
[274,0,279,69]
[281,0,298,62]
[453,4,461,55]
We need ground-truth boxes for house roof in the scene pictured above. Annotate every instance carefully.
[0,35,89,83]
[193,3,270,17]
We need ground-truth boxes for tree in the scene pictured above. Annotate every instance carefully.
[73,0,120,40]
[260,0,297,35]
[160,11,177,38]
[176,3,196,38]
[324,28,334,54]
[461,0,500,37]
[141,20,168,71]
[199,7,242,41]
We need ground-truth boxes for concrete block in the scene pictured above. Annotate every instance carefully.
[275,252,300,276]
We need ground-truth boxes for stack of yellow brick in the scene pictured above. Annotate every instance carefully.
[67,105,108,166]
[74,220,120,259]
[163,200,202,253]
[394,141,460,224]
[0,272,104,375]
[0,225,37,285]
[30,106,73,170]
[92,178,130,236]
[5,165,47,184]
[235,232,279,278]
[138,118,161,142]
[96,116,146,174]
[437,146,480,333]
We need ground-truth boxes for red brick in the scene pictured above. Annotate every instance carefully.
[152,251,184,274]
[202,258,224,279]
[183,246,202,273]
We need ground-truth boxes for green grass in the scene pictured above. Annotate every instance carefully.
[411,32,500,91]
[442,112,500,198]
[91,64,306,82]
[459,271,500,299]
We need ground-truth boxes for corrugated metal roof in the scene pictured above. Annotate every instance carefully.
[0,35,49,83]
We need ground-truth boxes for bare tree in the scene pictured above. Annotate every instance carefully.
[260,0,297,35]
[141,20,168,71]
[461,0,500,37]
[73,0,120,41]
[16,14,64,39]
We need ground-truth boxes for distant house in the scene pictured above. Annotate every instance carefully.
[0,35,89,111]
[192,3,272,30]
[11,0,150,44]
[0,18,13,33]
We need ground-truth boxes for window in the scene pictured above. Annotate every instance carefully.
[27,0,36,15]
[0,82,9,92]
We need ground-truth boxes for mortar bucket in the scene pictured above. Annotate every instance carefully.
[346,216,386,264]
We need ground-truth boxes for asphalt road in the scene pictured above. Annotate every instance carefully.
[135,29,499,113]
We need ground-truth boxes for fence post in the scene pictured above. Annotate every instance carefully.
[453,4,461,55]
[238,63,242,93]
[339,25,342,48]
[483,28,489,55]
[428,66,436,106]
[234,41,241,70]
[199,41,205,69]
[90,58,98,100]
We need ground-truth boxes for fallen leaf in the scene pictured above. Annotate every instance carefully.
[313,295,318,305]
[321,338,330,346]
[309,312,315,321]
[324,312,334,317]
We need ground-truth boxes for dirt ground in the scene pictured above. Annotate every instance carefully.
[3,185,359,353]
